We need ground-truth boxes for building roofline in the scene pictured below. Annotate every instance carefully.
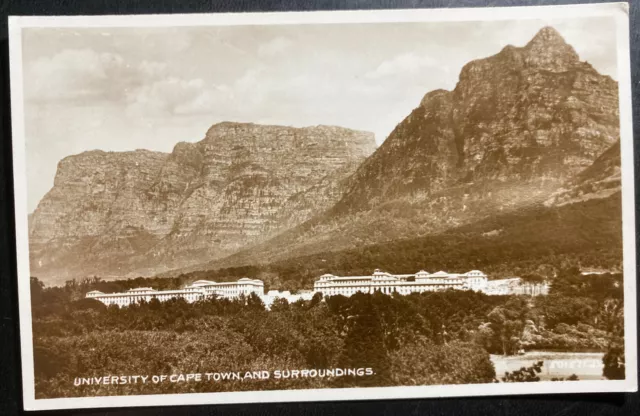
[87,288,206,298]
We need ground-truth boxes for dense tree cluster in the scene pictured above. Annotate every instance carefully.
[30,265,625,399]
[501,361,544,382]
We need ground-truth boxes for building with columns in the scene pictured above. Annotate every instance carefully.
[184,278,265,298]
[313,269,489,297]
[86,278,265,308]
[86,268,548,308]
[86,287,207,307]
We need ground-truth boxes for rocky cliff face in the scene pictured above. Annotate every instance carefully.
[192,27,621,272]
[544,140,621,207]
[333,26,619,213]
[29,123,376,282]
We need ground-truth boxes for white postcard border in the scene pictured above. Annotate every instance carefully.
[8,2,637,411]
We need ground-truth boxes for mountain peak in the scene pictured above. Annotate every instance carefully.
[526,26,567,48]
[523,26,579,71]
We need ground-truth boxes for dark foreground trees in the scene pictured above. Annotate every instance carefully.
[390,339,495,385]
[32,284,502,398]
[30,266,626,398]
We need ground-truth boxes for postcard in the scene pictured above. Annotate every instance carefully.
[8,2,637,411]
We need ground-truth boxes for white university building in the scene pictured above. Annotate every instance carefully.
[86,277,315,309]
[86,278,265,308]
[313,269,489,297]
[85,268,547,308]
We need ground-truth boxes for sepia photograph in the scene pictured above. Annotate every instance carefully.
[8,2,637,411]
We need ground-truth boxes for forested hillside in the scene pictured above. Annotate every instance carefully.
[30,266,624,398]
[173,193,622,292]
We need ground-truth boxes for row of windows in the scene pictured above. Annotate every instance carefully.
[319,284,466,297]
[316,277,482,287]
[93,287,266,307]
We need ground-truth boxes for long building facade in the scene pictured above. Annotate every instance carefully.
[313,269,489,297]
[86,268,547,308]
[86,278,317,309]
[87,278,265,308]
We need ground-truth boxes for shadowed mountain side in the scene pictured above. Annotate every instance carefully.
[545,139,621,207]
[172,192,622,292]
[170,26,620,275]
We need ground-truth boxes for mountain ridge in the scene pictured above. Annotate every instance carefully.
[172,26,621,275]
[29,26,622,284]
[29,122,376,283]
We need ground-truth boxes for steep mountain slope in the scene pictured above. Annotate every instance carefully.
[29,123,376,283]
[183,26,620,273]
[545,140,621,207]
[333,26,618,213]
[178,193,623,292]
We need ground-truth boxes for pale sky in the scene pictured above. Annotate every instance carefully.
[21,16,617,212]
